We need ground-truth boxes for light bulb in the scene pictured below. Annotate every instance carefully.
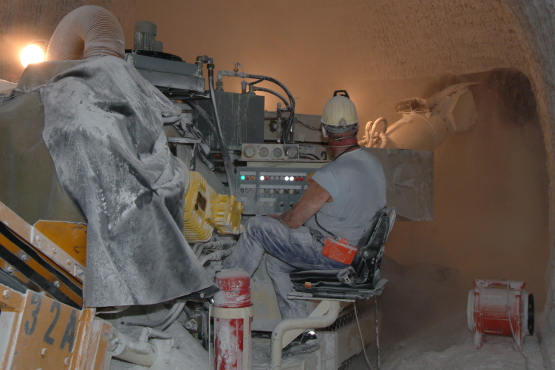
[20,44,45,68]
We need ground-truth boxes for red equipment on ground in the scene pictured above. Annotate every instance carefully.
[467,279,534,349]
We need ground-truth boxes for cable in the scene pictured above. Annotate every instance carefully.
[299,153,320,160]
[297,120,321,131]
[505,283,530,368]
[374,296,381,370]
[185,101,217,136]
[123,299,186,328]
[246,77,295,143]
[208,66,236,195]
[185,100,235,195]
[251,86,289,107]
[354,301,374,370]
[160,300,187,331]
[217,70,296,143]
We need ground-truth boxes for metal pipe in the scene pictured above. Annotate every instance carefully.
[270,300,341,369]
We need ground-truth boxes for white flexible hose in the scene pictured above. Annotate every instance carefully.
[46,5,125,61]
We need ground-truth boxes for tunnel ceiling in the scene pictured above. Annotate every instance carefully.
[134,0,529,81]
[0,0,531,83]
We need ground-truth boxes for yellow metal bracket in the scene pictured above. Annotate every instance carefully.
[0,283,112,370]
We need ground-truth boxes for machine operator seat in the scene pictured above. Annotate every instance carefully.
[289,206,396,300]
[270,207,395,368]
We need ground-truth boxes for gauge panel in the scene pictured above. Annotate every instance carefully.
[241,143,299,161]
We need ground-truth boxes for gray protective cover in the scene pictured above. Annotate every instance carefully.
[0,61,87,225]
[40,56,212,307]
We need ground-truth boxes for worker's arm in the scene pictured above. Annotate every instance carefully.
[277,179,332,229]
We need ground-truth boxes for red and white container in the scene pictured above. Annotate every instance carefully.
[467,279,534,349]
[212,269,253,369]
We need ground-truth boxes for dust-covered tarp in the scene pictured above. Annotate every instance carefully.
[40,56,212,308]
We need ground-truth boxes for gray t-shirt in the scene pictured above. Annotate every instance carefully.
[304,148,386,245]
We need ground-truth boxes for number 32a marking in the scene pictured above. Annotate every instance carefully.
[23,292,77,352]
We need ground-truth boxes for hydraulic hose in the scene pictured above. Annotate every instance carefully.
[186,100,234,195]
[208,65,236,196]
[217,70,296,143]
[160,300,187,331]
[123,299,186,329]
[46,5,125,61]
[198,248,233,266]
[252,86,289,107]
[110,330,157,366]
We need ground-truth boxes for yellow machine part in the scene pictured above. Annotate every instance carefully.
[212,193,245,235]
[0,202,85,307]
[34,220,87,267]
[183,171,245,243]
[0,283,112,370]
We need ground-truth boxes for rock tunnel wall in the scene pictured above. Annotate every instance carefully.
[502,0,555,330]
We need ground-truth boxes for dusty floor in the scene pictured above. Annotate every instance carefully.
[347,257,545,369]
[347,315,545,370]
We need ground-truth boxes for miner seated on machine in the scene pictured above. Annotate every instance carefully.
[223,91,388,356]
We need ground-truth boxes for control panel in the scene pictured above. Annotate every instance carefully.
[237,167,320,215]
[236,148,434,221]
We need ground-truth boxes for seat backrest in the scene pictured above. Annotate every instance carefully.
[351,206,396,284]
[356,206,396,250]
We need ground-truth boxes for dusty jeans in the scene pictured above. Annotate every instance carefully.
[223,216,347,319]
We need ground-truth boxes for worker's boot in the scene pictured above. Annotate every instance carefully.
[282,330,319,357]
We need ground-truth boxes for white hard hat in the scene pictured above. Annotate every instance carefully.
[321,90,358,129]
